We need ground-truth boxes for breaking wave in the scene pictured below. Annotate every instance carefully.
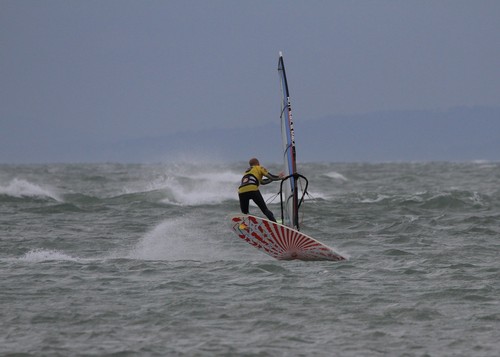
[0,178,62,202]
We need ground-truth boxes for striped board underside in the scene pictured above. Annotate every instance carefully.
[230,214,346,261]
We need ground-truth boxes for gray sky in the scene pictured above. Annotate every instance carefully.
[1,0,499,163]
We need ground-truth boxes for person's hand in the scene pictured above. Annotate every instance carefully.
[279,171,285,179]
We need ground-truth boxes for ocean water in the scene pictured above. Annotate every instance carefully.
[1,162,499,356]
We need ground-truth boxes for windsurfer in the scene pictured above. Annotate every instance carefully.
[238,158,283,222]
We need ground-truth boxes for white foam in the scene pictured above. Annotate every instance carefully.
[360,194,390,203]
[0,178,62,201]
[18,249,78,262]
[324,171,348,181]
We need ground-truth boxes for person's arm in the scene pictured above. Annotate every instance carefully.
[261,172,284,185]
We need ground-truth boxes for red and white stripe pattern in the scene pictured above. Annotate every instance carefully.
[230,215,346,261]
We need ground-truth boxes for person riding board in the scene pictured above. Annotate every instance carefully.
[238,158,284,222]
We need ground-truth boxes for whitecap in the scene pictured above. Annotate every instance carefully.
[0,178,62,201]
[18,249,78,262]
[360,194,390,203]
[324,171,349,182]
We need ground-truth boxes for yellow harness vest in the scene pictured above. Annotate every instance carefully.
[238,165,270,194]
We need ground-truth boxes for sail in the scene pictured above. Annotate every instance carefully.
[278,52,299,230]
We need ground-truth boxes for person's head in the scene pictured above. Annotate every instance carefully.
[249,158,260,166]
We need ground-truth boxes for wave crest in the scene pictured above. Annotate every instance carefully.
[0,178,62,202]
[18,249,78,262]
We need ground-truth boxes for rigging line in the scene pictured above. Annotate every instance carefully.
[298,177,306,206]
[283,145,293,158]
[266,192,280,204]
[304,191,317,200]
[280,106,288,118]
[302,191,322,211]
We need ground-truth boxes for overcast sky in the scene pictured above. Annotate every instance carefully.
[1,0,499,163]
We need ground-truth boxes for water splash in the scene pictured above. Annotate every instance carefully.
[122,168,240,206]
[127,217,226,261]
[0,178,62,201]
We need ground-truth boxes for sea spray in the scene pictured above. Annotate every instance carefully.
[0,178,62,201]
[127,217,223,261]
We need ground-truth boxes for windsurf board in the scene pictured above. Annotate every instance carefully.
[229,214,347,261]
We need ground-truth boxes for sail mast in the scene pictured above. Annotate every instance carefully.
[278,52,299,230]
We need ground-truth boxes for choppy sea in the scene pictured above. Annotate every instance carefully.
[1,162,499,356]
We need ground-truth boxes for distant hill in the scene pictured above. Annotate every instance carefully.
[6,106,495,163]
[114,106,500,163]
[299,106,500,162]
